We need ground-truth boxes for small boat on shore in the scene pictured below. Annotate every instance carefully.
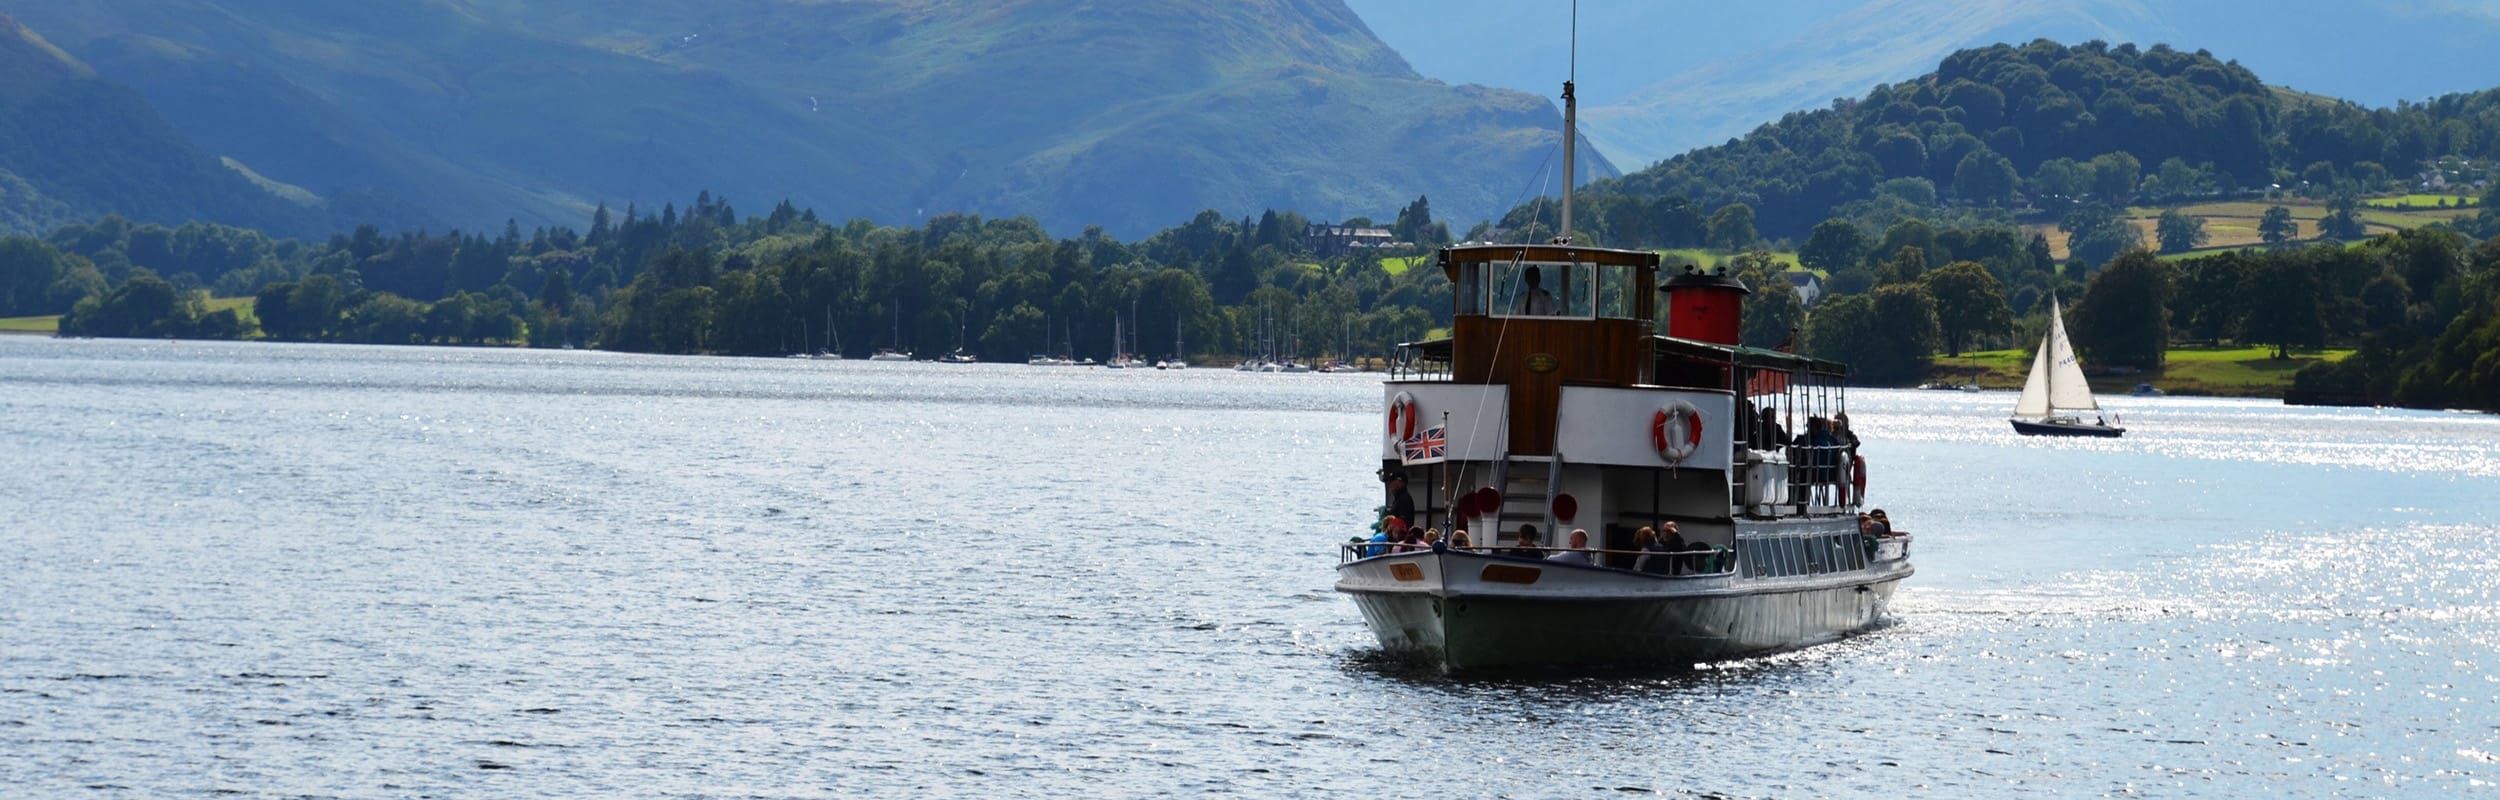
[2010,296,2123,437]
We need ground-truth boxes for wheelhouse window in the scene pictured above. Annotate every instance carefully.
[1598,264,1638,319]
[1455,261,1486,316]
[1489,261,1593,319]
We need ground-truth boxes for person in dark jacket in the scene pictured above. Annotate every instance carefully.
[1383,472,1416,530]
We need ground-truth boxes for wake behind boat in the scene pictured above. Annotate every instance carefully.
[1334,55,1910,671]
[2010,296,2123,437]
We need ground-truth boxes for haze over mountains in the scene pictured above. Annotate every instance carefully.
[8,0,2500,242]
[0,0,1611,239]
[1354,0,2500,170]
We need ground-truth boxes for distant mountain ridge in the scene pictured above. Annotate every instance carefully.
[1353,0,2500,171]
[0,13,337,237]
[2,0,1613,238]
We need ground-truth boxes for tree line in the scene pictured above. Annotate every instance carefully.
[5,193,1459,363]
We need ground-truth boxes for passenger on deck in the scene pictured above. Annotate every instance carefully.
[1756,404,1787,450]
[1419,527,1442,549]
[1392,523,1428,553]
[1545,529,1593,565]
[1515,266,1557,315]
[1447,526,1473,550]
[1506,524,1544,558]
[1382,472,1416,530]
[1794,416,1842,504]
[1363,516,1405,557]
[1868,508,1892,537]
[1835,412,1864,504]
[1633,525,1674,574]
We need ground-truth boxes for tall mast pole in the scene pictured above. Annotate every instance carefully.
[1558,0,1577,244]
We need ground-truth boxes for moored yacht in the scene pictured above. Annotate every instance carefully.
[1334,59,1910,672]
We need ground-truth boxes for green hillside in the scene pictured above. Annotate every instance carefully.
[7,0,1609,238]
[0,15,328,236]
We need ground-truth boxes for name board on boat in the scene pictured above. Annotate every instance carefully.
[1525,353,1559,373]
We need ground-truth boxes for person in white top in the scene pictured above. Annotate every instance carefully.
[1515,266,1557,315]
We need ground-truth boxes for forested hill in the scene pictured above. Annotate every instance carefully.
[3,0,1610,239]
[1538,40,2500,242]
[0,15,338,238]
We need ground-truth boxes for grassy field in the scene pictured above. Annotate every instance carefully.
[1654,248,1824,278]
[2028,198,2471,260]
[0,296,257,336]
[2363,193,2479,209]
[1929,345,2353,397]
[0,314,62,333]
[1378,254,1428,276]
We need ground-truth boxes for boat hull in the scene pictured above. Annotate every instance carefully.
[1338,552,1907,670]
[2010,418,2124,437]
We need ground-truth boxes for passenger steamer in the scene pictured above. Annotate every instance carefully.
[1334,71,1912,671]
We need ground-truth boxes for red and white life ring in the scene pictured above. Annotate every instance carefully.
[1387,391,1418,442]
[1851,454,1868,498]
[1651,400,1703,463]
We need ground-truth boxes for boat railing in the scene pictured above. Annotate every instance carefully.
[1338,542,1737,576]
[1389,341,1450,381]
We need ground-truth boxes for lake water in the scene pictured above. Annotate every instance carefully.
[3,337,2496,797]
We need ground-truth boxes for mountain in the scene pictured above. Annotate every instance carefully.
[1353,0,2500,170]
[0,13,333,236]
[4,0,1611,238]
[1544,39,2500,242]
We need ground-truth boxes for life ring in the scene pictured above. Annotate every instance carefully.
[1651,400,1703,463]
[1387,391,1418,442]
[1851,454,1868,499]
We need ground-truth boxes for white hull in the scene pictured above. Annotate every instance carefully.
[1337,547,1910,670]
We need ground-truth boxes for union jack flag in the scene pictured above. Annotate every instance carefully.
[1403,425,1447,464]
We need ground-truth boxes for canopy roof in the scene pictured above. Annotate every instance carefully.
[1436,243,1661,281]
[1398,334,1847,377]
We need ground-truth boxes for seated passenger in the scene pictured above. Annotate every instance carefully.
[1447,526,1473,550]
[1633,525,1675,575]
[1545,529,1594,566]
[1505,524,1545,558]
[1363,516,1404,557]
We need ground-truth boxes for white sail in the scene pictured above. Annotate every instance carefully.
[2013,336,2053,417]
[2044,298,2098,412]
[2013,296,2100,418]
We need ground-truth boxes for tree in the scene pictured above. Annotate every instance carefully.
[1951,148,2018,206]
[1706,203,1757,251]
[2258,206,2297,245]
[0,237,72,316]
[1740,272,1805,350]
[1876,245,1929,286]
[1922,261,2014,357]
[2061,203,2142,268]
[2069,250,2175,370]
[1798,219,1869,273]
[2239,254,2326,359]
[2154,209,2209,254]
[2088,152,2141,203]
[2318,194,2367,240]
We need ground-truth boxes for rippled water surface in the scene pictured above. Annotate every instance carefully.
[4,338,2496,797]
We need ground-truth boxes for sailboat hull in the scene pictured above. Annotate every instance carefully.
[2011,418,2124,437]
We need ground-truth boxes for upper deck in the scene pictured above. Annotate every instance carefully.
[1397,243,1845,456]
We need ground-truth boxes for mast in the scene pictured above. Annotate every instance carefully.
[1556,0,1577,244]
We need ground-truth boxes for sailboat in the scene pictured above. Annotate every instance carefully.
[1158,311,1188,370]
[2010,296,2123,437]
[870,302,913,361]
